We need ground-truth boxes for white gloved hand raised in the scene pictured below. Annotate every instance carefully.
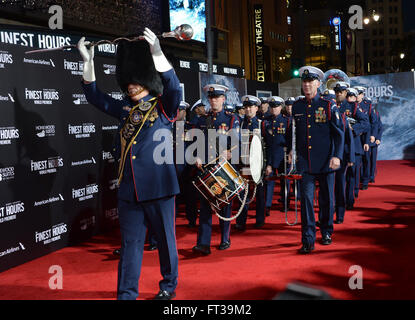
[77,37,96,82]
[142,27,172,73]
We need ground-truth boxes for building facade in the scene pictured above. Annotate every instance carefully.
[364,0,404,74]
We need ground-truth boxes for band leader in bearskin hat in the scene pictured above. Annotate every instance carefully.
[78,27,181,300]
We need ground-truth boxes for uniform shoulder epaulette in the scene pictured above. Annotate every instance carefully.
[292,99,300,107]
[320,96,334,107]
[229,113,239,129]
[330,102,339,111]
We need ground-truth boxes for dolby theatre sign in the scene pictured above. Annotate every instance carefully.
[254,4,265,82]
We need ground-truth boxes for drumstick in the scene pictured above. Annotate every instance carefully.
[203,145,238,168]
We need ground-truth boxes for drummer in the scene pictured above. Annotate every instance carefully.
[192,84,241,255]
[264,96,290,214]
[234,95,267,231]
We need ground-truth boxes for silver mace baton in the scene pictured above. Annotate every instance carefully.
[25,24,194,54]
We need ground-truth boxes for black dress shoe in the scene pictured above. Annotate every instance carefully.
[218,240,231,250]
[361,185,368,190]
[316,221,321,228]
[147,244,157,251]
[265,208,270,216]
[192,245,211,255]
[254,221,265,229]
[334,220,343,224]
[321,235,332,245]
[187,222,196,228]
[113,248,121,256]
[154,290,176,300]
[234,224,246,232]
[298,244,315,254]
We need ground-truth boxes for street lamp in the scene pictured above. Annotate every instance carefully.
[371,9,380,22]
[357,11,381,75]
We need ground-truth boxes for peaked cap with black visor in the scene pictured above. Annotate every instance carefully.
[299,66,324,81]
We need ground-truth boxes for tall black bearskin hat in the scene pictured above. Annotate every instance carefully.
[116,39,163,97]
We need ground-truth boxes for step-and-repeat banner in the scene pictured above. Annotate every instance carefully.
[350,72,415,160]
[0,26,276,272]
[0,39,120,272]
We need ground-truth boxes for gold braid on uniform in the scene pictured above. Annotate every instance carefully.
[117,97,158,184]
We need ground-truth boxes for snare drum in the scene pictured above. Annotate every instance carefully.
[193,158,246,211]
[239,130,264,184]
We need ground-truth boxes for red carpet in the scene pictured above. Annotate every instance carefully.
[0,160,414,300]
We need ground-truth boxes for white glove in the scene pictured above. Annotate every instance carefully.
[143,27,172,73]
[77,37,96,82]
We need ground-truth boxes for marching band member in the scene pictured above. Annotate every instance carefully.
[174,101,199,228]
[289,66,344,254]
[333,88,357,224]
[190,99,207,122]
[78,28,181,300]
[257,97,272,120]
[260,97,275,215]
[234,95,266,231]
[284,97,295,116]
[334,81,350,106]
[281,97,301,207]
[192,84,240,255]
[336,86,369,210]
[322,89,336,103]
[174,101,190,178]
[370,109,383,183]
[225,104,235,115]
[355,87,377,190]
[264,96,290,213]
[235,103,245,122]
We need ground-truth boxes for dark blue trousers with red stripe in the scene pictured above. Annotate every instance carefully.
[198,198,231,246]
[117,196,178,300]
[335,164,348,222]
[370,146,378,181]
[300,172,335,246]
[236,183,265,226]
[352,154,362,199]
[361,150,371,187]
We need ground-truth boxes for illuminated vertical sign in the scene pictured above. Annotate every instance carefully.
[254,4,265,82]
[331,17,342,51]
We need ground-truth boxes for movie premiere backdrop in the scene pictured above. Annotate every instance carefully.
[0,27,122,272]
[350,72,415,160]
[0,23,278,272]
